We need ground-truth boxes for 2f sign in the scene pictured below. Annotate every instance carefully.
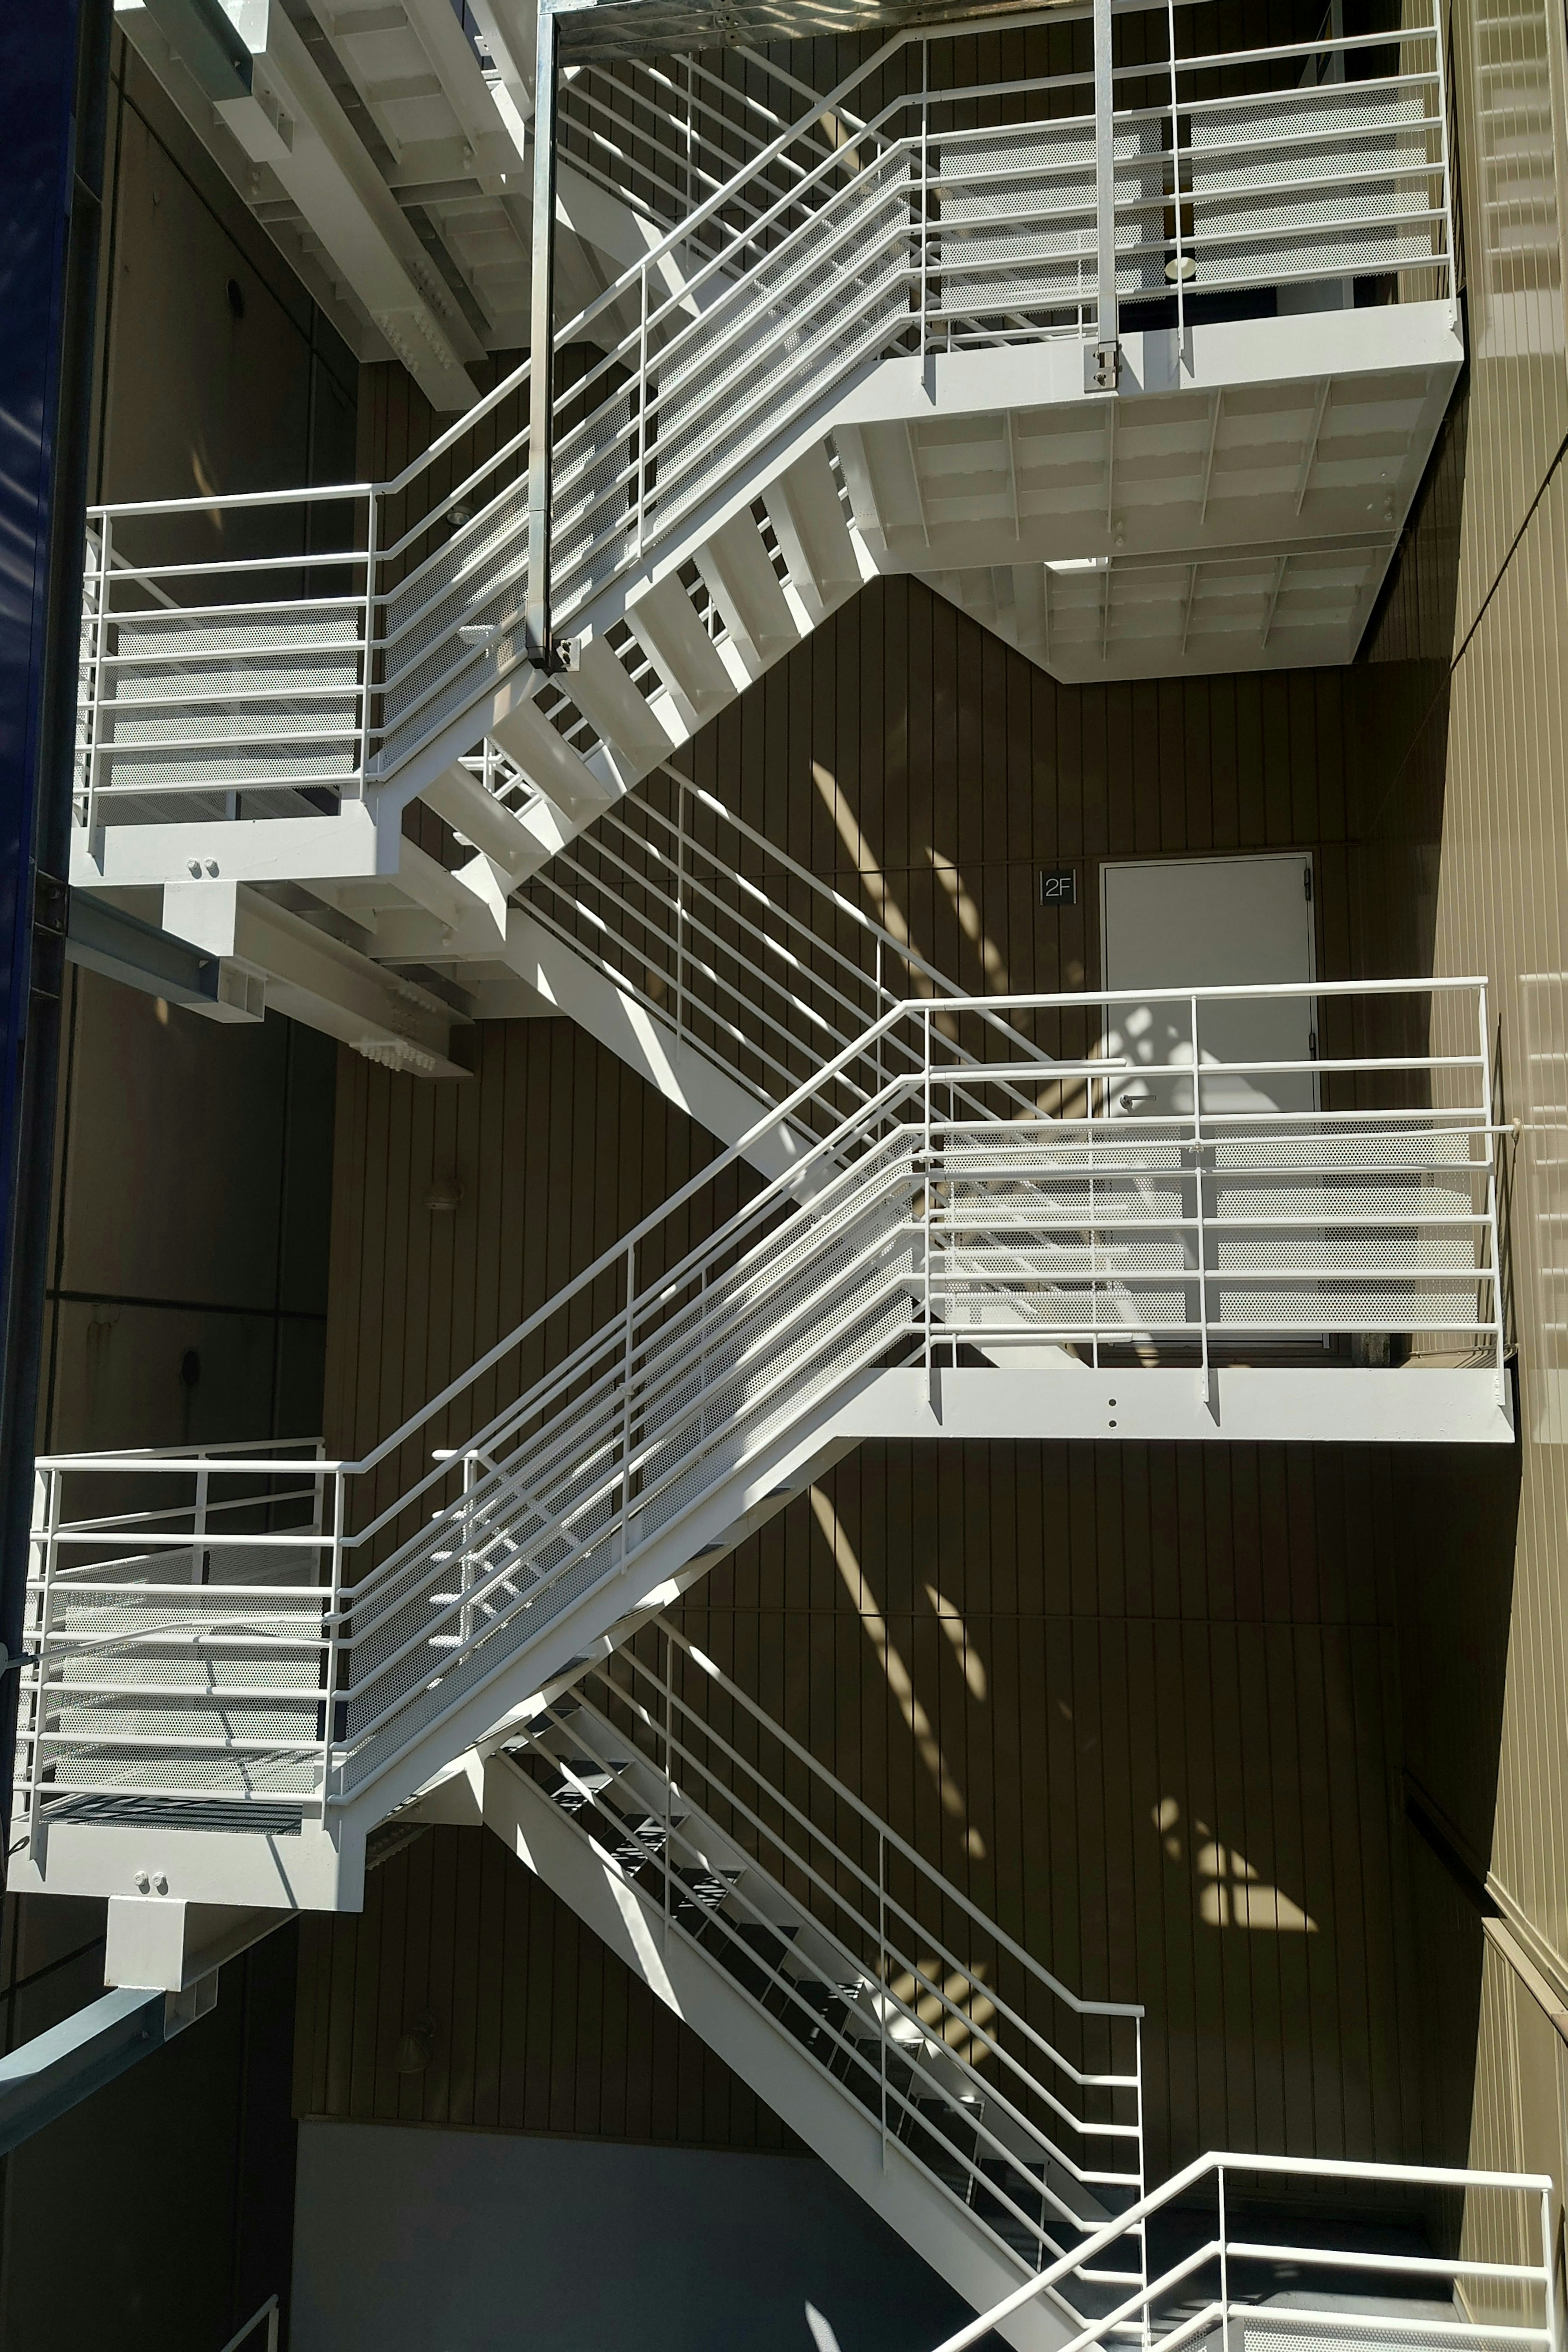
[1040,868,1077,905]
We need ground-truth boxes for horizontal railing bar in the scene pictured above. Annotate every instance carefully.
[927,2149,1545,2352]
[1226,2241,1550,2284]
[88,484,373,520]
[540,1755,1096,2287]
[590,1670,1140,2109]
[655,1621,1143,2021]
[545,1701,1130,2225]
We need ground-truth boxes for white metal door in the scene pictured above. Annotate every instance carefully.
[1100,853,1317,1118]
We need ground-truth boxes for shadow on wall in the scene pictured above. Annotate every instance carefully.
[1390,1437,1522,2175]
[290,2121,970,2352]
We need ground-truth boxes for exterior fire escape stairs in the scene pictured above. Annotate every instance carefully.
[73,0,1463,1070]
[14,10,1540,2329]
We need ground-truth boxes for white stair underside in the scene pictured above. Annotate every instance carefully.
[70,305,1463,1070]
[12,1356,1511,1912]
[474,1745,1079,2352]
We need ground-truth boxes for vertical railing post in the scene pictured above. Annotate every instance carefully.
[267,2300,280,2352]
[662,1620,673,1941]
[1218,2158,1231,2352]
[310,1439,327,1540]
[1090,1048,1102,1372]
[1191,991,1210,1405]
[526,0,559,668]
[636,257,649,556]
[1136,2013,1149,2344]
[86,512,113,847]
[359,490,378,790]
[24,1465,62,1862]
[1090,0,1120,385]
[919,42,931,352]
[1428,0,1457,314]
[1479,981,1507,1387]
[1166,0,1186,343]
[875,938,885,1114]
[192,1459,210,1587]
[459,1449,478,1648]
[320,1470,347,1822]
[1541,2183,1561,2352]
[620,1243,636,1565]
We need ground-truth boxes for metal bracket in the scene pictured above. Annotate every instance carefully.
[526,635,579,676]
[1085,339,1121,394]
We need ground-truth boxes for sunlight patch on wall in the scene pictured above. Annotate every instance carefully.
[810,1485,985,1859]
[924,1584,988,1700]
[1152,1796,1318,1933]
[881,1958,998,2065]
[927,848,1009,991]
[811,760,916,950]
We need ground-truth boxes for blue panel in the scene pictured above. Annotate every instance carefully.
[0,5,78,1097]
[0,2,105,1853]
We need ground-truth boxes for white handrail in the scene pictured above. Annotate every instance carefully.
[518,1661,1143,2290]
[18,978,1503,1844]
[924,2153,1556,2352]
[215,2296,279,2352]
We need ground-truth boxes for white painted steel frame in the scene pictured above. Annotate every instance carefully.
[925,2154,1560,2352]
[514,1648,1143,2310]
[14,979,1505,1860]
[71,0,1455,840]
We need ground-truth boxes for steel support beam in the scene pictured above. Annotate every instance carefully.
[0,1984,196,2159]
[64,891,223,1008]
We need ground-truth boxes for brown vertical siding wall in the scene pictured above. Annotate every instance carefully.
[300,587,1428,2181]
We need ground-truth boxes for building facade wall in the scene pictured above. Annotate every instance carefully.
[1349,0,1568,2225]
[302,588,1428,2190]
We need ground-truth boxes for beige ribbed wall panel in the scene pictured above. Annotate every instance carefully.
[1341,0,1568,2212]
[1449,0,1568,644]
[1432,457,1568,1973]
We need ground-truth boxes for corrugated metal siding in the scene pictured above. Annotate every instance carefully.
[1341,0,1568,2204]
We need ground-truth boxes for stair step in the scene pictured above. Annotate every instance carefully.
[569,634,673,775]
[626,576,735,725]
[489,679,615,826]
[674,1864,743,1909]
[548,1757,630,1812]
[765,445,861,625]
[695,511,800,676]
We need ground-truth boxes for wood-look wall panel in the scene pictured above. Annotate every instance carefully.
[294,1827,804,2153]
[307,532,1437,2176]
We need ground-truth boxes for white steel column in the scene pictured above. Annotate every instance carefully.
[1091,0,1119,385]
[526,0,559,666]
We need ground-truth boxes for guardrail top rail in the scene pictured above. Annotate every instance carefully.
[16,979,1498,1846]
[918,2153,1558,2352]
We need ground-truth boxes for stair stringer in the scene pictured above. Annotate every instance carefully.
[486,900,1085,1361]
[500,900,821,1189]
[479,1748,1076,2352]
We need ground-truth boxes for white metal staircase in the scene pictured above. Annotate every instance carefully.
[72,0,1463,1065]
[920,2150,1560,2352]
[445,1621,1145,2349]
[15,960,1513,1914]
